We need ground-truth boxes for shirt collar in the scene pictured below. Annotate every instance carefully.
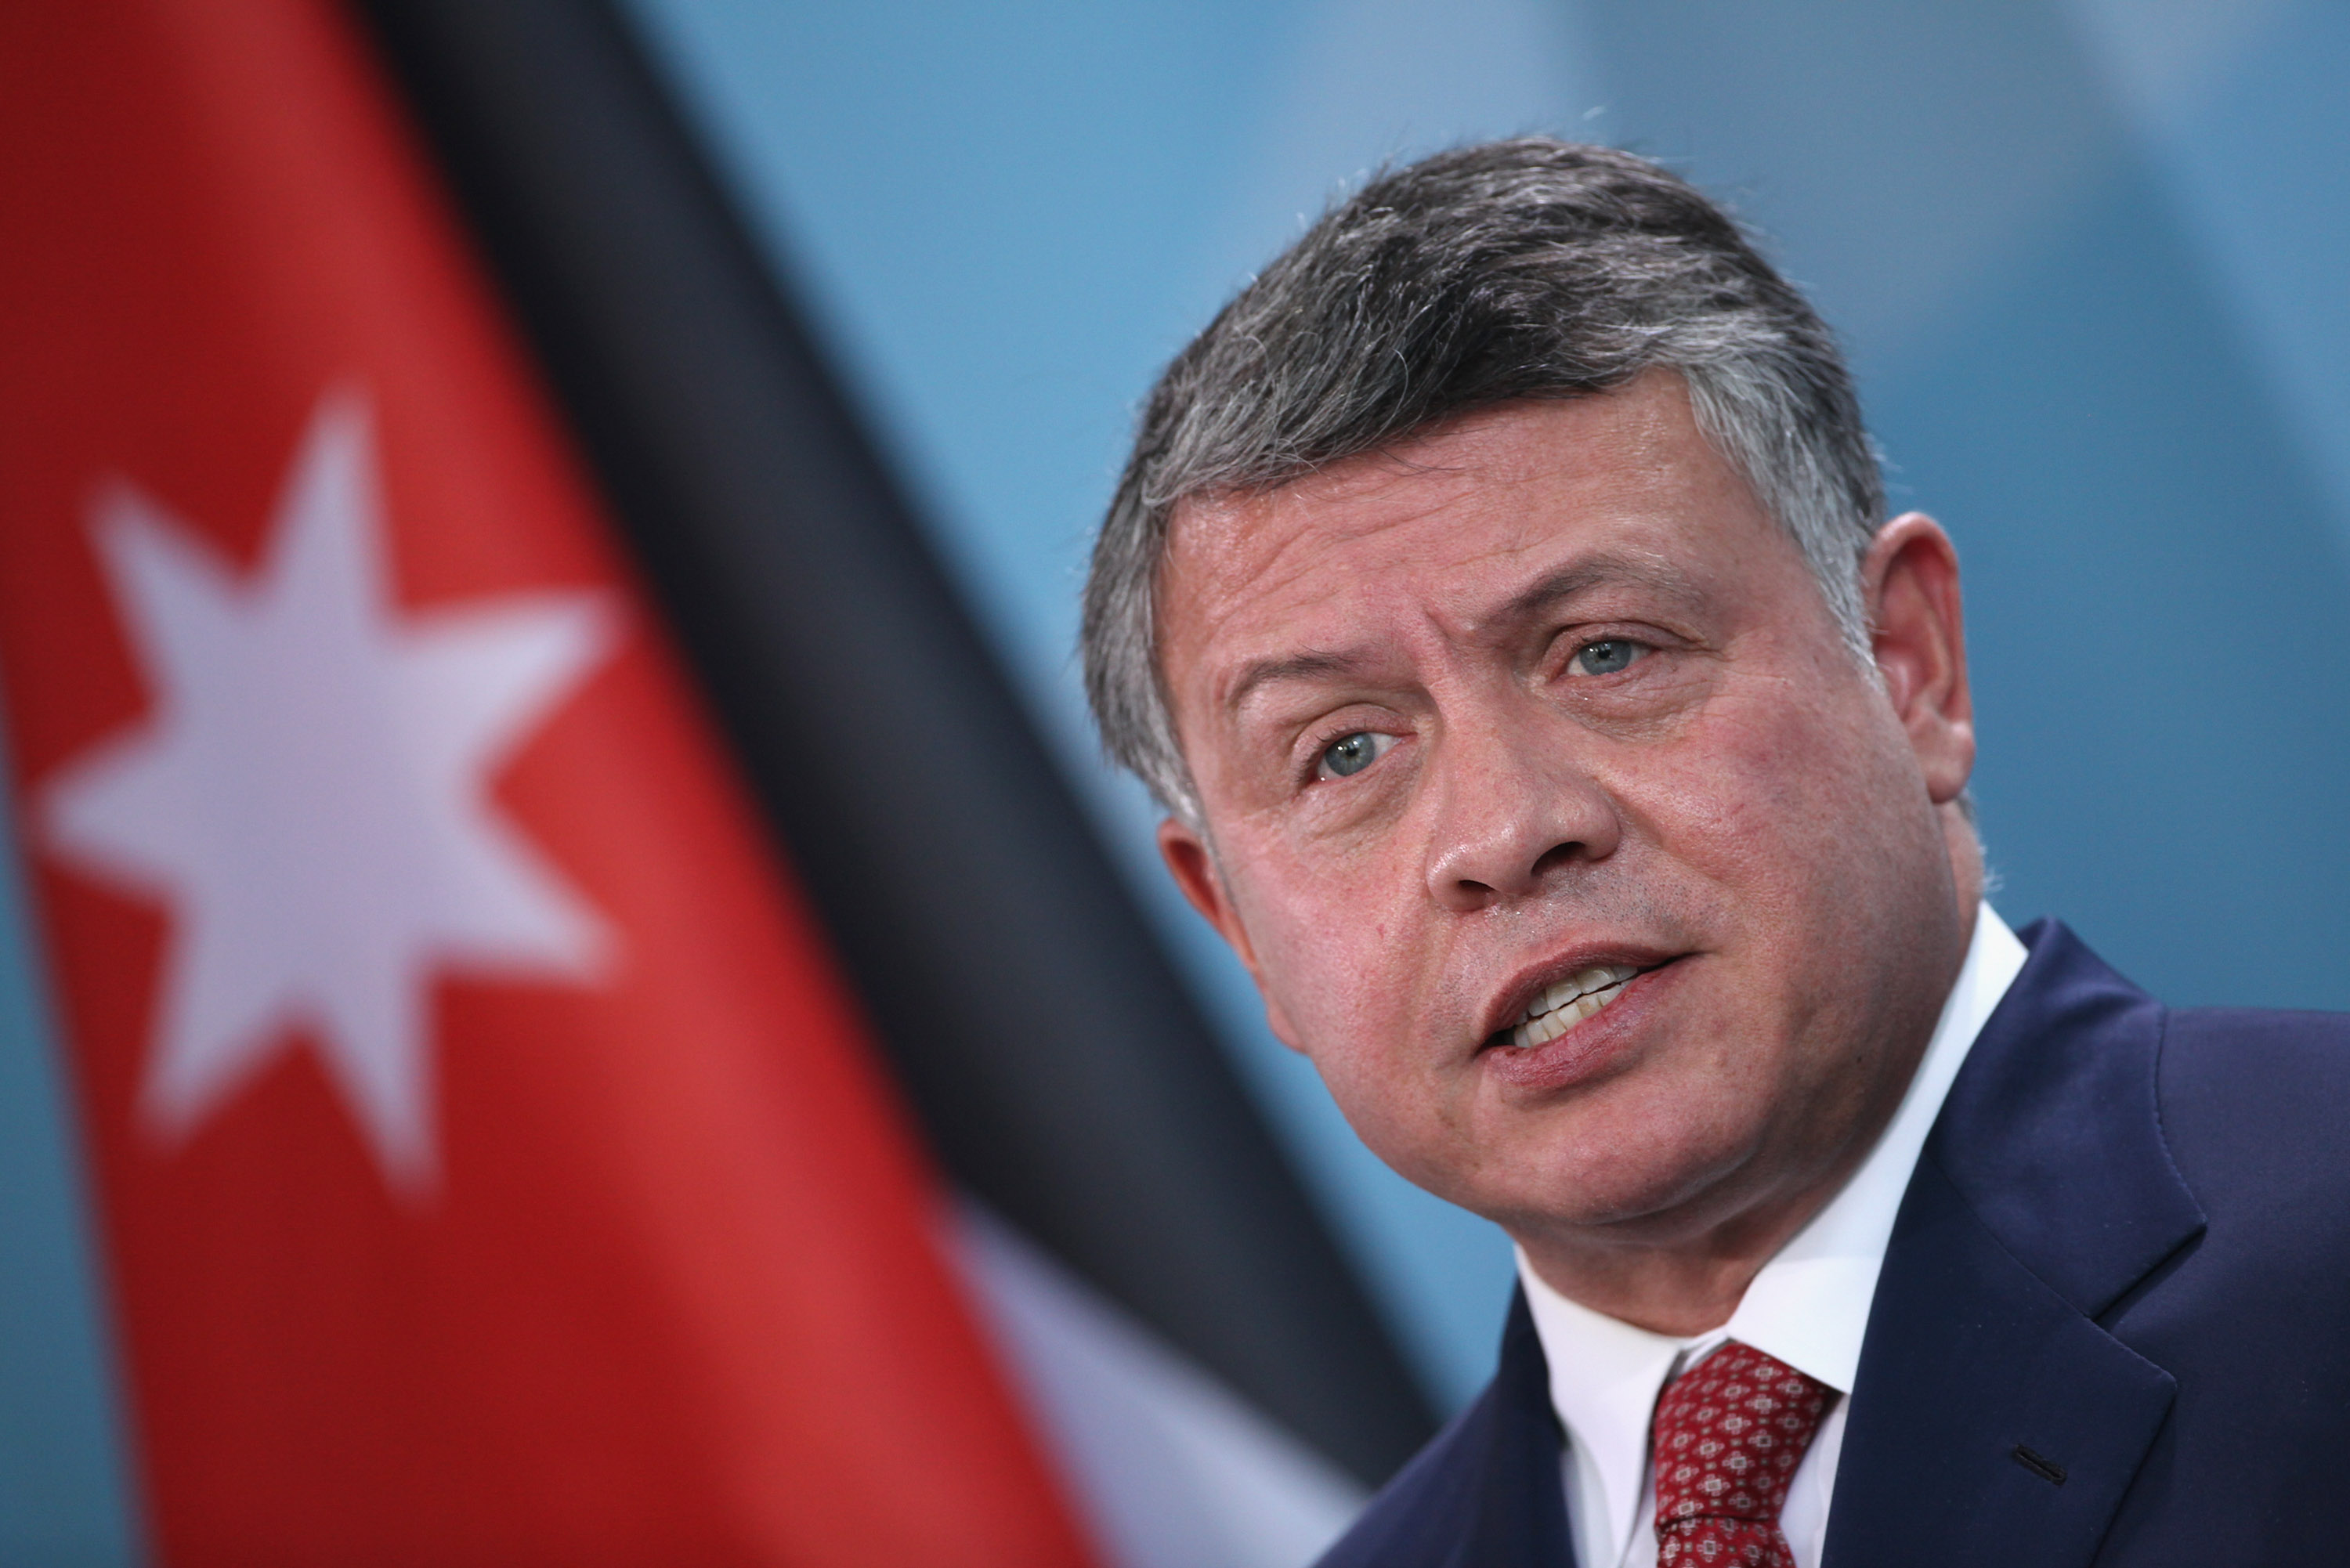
[1517,903,2027,1562]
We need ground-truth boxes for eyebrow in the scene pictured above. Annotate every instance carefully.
[1218,553,1706,716]
[1490,555,1705,627]
[1224,649,1373,715]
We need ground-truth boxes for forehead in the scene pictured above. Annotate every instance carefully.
[1157,375,1787,701]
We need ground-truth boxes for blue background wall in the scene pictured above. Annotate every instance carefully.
[5,2,2347,1552]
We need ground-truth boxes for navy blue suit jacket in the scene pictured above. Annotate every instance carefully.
[1320,921,2350,1566]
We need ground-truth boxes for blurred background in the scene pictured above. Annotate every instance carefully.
[5,1,2348,1563]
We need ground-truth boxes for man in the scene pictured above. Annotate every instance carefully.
[1080,140,2350,1566]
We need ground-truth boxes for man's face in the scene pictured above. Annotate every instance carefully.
[1155,373,1973,1255]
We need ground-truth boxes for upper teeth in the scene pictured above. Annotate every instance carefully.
[1508,965,1640,1050]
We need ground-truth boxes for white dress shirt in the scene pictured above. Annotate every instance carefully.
[1519,904,2027,1568]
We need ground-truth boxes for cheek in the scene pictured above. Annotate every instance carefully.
[1629,680,1944,1081]
[1241,862,1397,1038]
[1223,838,1445,1097]
[1641,677,1914,895]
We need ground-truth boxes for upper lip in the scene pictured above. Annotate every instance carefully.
[1477,943,1683,1046]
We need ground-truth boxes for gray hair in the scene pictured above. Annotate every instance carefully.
[1083,139,1885,823]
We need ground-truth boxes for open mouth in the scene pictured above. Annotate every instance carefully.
[1492,963,1659,1050]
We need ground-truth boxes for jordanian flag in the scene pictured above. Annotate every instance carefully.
[0,0,1433,1563]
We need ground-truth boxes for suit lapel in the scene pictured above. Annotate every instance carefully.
[1450,1292,1577,1568]
[1824,923,2204,1568]
[1824,1156,2177,1566]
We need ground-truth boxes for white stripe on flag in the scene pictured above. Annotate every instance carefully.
[953,1201,1367,1568]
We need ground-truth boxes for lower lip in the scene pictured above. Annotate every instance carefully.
[1479,959,1683,1094]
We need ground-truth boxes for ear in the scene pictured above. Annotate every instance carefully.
[1156,816,1307,1049]
[1862,512,1974,806]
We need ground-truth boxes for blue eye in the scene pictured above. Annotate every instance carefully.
[1320,732,1392,778]
[1570,638,1644,676]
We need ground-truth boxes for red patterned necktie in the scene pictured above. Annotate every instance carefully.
[1650,1340,1833,1568]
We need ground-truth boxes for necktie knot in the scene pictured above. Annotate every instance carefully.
[1650,1341,1831,1567]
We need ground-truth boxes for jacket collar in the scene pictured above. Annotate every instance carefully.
[1448,1290,1574,1568]
[1824,920,2204,1568]
[1929,919,2205,1317]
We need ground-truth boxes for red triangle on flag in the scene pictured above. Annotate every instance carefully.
[0,2,1097,1563]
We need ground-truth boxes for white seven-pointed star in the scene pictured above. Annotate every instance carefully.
[43,389,618,1190]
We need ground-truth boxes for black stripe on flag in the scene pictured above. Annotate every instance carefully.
[351,0,1439,1487]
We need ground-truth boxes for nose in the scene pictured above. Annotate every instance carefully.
[1422,716,1621,912]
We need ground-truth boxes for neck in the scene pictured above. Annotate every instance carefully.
[1515,1143,1882,1336]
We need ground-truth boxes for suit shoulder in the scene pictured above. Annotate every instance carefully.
[2157,1004,2350,1216]
[1315,1388,1498,1568]
[2159,1004,2350,1128]
[2163,1001,2350,1061]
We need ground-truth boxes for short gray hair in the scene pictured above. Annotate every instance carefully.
[1083,139,1885,822]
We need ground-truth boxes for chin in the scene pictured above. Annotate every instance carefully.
[1477,1120,1759,1236]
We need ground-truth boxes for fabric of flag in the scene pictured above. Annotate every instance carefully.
[0,2,1097,1564]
